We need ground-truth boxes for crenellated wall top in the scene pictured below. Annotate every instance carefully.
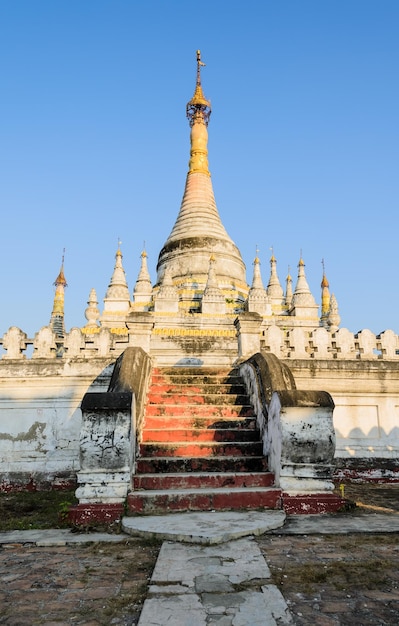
[0,323,398,361]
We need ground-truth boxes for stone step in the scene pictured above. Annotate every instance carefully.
[145,404,255,418]
[126,486,282,515]
[152,365,240,378]
[148,382,247,395]
[139,441,263,458]
[136,455,268,474]
[143,416,257,430]
[133,366,276,517]
[132,471,275,490]
[147,392,250,405]
[151,370,242,386]
[141,428,260,443]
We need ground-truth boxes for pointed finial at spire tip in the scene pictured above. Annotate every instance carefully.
[187,50,211,126]
[54,249,67,287]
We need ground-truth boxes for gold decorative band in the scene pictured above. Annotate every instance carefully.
[153,328,236,338]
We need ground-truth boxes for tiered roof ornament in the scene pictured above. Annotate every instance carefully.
[267,250,284,310]
[285,266,293,309]
[290,256,319,319]
[102,242,130,327]
[84,288,100,329]
[202,254,226,315]
[327,293,341,332]
[133,248,153,310]
[247,249,271,316]
[154,264,178,313]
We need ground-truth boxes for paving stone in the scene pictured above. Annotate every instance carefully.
[1,484,399,624]
[138,538,293,625]
[123,509,286,545]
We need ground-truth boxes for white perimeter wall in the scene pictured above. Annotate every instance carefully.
[0,356,398,487]
[0,359,114,487]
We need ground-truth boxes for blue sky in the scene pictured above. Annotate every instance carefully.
[1,1,398,338]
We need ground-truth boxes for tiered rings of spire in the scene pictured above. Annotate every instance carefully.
[156,49,248,312]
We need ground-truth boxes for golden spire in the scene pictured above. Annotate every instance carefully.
[187,50,211,175]
[54,249,67,288]
[321,258,331,319]
[156,50,248,310]
[50,249,67,338]
[321,258,329,288]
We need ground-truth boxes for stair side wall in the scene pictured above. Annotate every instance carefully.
[74,348,152,506]
[239,353,337,496]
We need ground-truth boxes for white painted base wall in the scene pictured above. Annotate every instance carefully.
[0,354,398,488]
[0,359,114,488]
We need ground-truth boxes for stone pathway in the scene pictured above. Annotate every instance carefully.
[1,489,399,625]
[139,538,292,625]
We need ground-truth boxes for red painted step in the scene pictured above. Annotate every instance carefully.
[133,471,275,490]
[142,416,257,430]
[127,487,282,515]
[135,455,268,474]
[149,382,246,395]
[145,404,254,417]
[126,366,281,515]
[147,392,250,405]
[141,427,259,443]
[139,441,263,458]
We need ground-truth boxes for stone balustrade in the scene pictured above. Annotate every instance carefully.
[1,324,398,361]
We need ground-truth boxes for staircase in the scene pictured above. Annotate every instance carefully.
[126,367,281,515]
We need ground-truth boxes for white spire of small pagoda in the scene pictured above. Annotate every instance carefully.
[202,254,226,314]
[292,257,316,306]
[266,250,284,312]
[102,242,130,325]
[327,293,341,332]
[285,266,293,309]
[105,243,129,300]
[247,249,270,315]
[133,248,153,306]
[84,288,100,328]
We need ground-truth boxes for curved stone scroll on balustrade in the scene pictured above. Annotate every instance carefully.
[238,350,345,514]
[69,346,152,526]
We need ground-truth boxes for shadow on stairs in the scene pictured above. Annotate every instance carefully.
[126,366,281,515]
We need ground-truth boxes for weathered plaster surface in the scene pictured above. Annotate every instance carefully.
[0,358,114,489]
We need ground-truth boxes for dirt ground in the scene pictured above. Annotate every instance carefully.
[0,483,398,625]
